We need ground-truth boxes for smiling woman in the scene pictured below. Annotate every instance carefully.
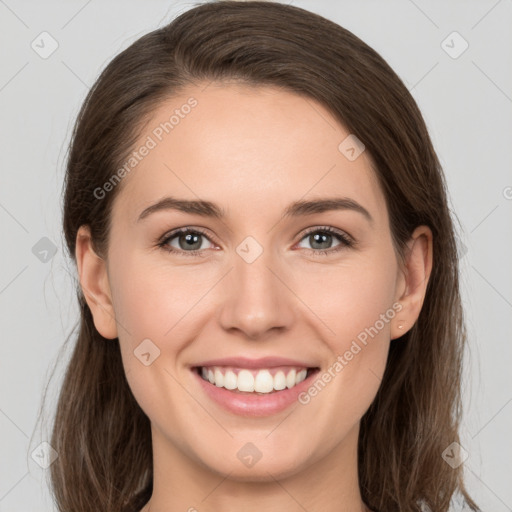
[48,1,480,512]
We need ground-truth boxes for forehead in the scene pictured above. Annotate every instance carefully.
[112,82,386,226]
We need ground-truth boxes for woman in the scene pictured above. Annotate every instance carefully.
[49,1,480,511]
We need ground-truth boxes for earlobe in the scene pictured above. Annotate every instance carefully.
[391,225,433,340]
[75,225,118,339]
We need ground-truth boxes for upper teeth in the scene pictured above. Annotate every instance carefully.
[200,366,308,393]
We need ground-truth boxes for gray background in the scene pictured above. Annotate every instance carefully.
[0,0,511,510]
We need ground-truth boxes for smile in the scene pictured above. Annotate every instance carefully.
[196,366,312,394]
[191,359,321,416]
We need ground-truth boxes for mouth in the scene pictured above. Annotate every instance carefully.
[191,361,321,417]
[193,365,319,394]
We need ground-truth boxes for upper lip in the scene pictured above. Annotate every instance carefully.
[193,356,318,369]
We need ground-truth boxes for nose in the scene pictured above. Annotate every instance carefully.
[217,244,295,340]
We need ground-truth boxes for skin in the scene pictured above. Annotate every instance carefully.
[76,82,433,512]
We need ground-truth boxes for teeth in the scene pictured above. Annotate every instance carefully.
[214,368,224,387]
[296,369,307,383]
[274,371,286,390]
[254,369,274,393]
[223,370,237,390]
[286,369,296,389]
[237,369,254,392]
[199,366,310,393]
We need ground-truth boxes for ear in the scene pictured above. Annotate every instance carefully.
[75,225,118,339]
[391,225,433,340]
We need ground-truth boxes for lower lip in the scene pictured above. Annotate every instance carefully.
[192,368,319,417]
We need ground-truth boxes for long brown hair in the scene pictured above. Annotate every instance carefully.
[43,1,479,510]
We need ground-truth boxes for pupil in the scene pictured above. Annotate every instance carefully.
[311,232,331,249]
[180,233,201,250]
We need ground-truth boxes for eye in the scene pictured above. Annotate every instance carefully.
[157,227,216,257]
[296,226,354,256]
[157,225,354,258]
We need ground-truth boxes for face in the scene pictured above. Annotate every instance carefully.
[83,82,414,482]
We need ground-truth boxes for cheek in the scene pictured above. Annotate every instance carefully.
[109,255,219,404]
[296,250,397,410]
[110,253,205,341]
[109,257,203,427]
[299,250,398,346]
[111,242,398,360]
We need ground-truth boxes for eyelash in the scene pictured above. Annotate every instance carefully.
[157,226,354,258]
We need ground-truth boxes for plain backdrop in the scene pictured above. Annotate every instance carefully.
[0,1,511,510]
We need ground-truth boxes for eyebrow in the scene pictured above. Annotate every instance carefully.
[137,196,373,224]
